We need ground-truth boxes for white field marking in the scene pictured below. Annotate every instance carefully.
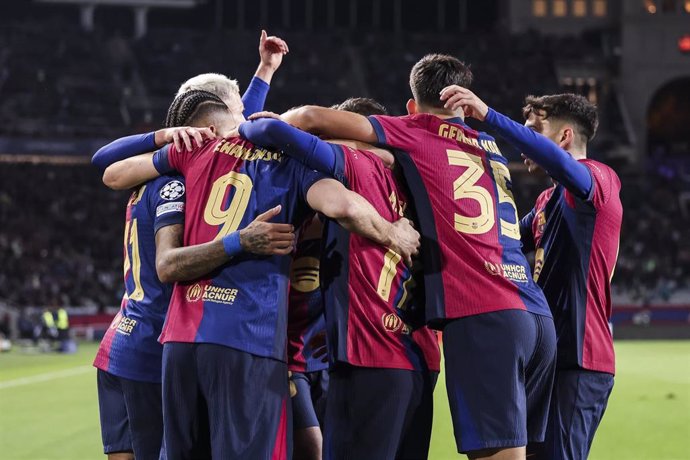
[0,365,93,390]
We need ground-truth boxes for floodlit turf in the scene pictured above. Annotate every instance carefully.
[0,341,688,459]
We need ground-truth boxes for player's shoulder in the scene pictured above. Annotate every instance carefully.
[409,113,441,127]
[169,136,223,158]
[198,135,240,156]
[149,174,186,202]
[346,146,383,164]
[375,113,429,127]
[476,128,497,143]
[579,159,621,188]
[576,159,622,209]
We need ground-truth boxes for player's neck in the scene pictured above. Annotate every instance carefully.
[217,121,241,138]
[221,112,245,137]
[569,148,587,161]
[417,105,465,121]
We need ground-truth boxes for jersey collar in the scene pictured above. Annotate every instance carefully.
[447,116,468,128]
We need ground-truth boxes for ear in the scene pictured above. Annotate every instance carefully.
[208,125,217,134]
[406,99,417,115]
[559,126,574,150]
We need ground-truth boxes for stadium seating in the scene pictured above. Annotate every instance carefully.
[0,11,688,309]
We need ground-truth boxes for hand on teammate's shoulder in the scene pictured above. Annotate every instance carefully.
[157,126,216,152]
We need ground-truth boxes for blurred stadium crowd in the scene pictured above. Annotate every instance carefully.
[1,9,689,309]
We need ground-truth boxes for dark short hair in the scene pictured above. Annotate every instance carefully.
[165,90,228,128]
[337,97,388,116]
[409,54,473,109]
[523,93,599,141]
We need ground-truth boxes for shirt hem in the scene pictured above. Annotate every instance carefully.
[428,305,551,328]
[160,338,286,363]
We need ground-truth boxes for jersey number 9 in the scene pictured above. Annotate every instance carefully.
[204,171,254,239]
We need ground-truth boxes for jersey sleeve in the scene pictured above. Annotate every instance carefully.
[576,161,620,209]
[330,144,350,186]
[241,76,270,117]
[484,108,592,199]
[368,115,423,151]
[238,118,341,177]
[294,164,328,203]
[150,177,186,234]
[154,142,202,176]
[92,132,156,171]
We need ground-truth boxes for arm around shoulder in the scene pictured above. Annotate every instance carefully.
[103,153,161,190]
[282,106,378,143]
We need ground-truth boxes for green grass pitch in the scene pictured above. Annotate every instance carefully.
[1,341,688,459]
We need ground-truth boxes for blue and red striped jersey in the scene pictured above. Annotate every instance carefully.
[93,174,185,383]
[321,144,440,372]
[157,138,324,361]
[287,215,328,373]
[523,159,622,374]
[369,114,551,324]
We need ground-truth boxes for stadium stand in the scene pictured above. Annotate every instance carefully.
[1,162,688,309]
[0,163,125,307]
[0,6,688,314]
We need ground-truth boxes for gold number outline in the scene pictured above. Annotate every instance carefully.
[446,149,520,240]
[203,172,254,240]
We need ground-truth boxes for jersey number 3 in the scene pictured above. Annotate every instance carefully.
[447,149,520,240]
[204,171,254,239]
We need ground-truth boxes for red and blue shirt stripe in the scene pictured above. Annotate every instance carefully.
[157,138,324,362]
[522,160,621,374]
[321,144,440,372]
[369,114,551,325]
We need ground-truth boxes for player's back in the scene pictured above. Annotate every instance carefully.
[94,174,185,382]
[158,136,322,361]
[321,145,440,372]
[369,113,550,324]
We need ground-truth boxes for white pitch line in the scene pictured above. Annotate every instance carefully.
[0,365,93,390]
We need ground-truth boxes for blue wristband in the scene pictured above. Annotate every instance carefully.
[222,231,243,257]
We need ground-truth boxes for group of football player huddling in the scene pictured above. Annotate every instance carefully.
[91,30,622,460]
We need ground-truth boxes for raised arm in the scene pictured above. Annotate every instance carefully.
[440,85,592,199]
[241,30,289,116]
[305,178,420,266]
[155,206,296,283]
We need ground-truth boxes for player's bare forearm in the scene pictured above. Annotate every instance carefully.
[282,106,378,143]
[329,194,420,266]
[155,225,229,283]
[253,63,276,85]
[158,243,229,283]
[307,179,389,243]
[306,179,420,264]
[103,153,160,190]
[155,206,296,283]
[335,195,394,247]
